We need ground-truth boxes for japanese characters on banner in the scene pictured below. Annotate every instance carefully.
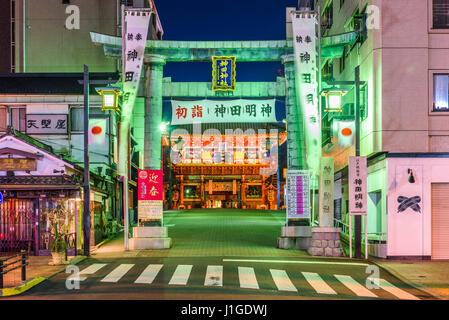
[319,157,334,227]
[291,12,321,183]
[171,99,277,125]
[138,169,163,220]
[122,9,152,114]
[349,156,367,216]
[26,114,68,134]
[212,56,236,91]
[286,170,311,220]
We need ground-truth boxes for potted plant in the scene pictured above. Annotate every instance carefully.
[46,204,71,265]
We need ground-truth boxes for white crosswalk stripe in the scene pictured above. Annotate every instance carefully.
[302,272,337,295]
[77,263,108,281]
[78,263,420,299]
[378,278,420,300]
[204,265,223,287]
[238,267,259,290]
[169,265,193,285]
[270,269,297,292]
[135,264,163,284]
[334,274,378,298]
[100,264,134,283]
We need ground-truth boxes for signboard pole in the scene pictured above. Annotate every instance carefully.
[349,215,352,258]
[83,65,90,257]
[365,215,368,260]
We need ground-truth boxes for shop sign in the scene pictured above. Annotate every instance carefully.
[286,170,311,220]
[0,158,36,171]
[319,157,334,227]
[349,156,367,215]
[26,114,68,134]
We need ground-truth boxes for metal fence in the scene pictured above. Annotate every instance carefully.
[0,250,28,289]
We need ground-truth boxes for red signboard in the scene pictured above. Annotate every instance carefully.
[138,169,163,201]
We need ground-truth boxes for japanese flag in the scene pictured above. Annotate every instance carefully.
[88,119,107,145]
[336,120,355,147]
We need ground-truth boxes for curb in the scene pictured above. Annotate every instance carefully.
[369,259,449,300]
[0,255,88,297]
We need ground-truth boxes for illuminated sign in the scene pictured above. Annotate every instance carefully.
[212,56,236,91]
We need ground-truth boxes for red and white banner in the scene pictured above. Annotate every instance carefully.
[88,118,107,145]
[138,169,163,201]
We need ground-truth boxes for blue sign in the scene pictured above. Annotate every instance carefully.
[0,191,3,204]
[212,56,236,91]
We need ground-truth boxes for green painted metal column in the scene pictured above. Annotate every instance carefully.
[144,54,166,170]
[282,54,305,170]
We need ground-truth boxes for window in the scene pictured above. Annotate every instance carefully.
[434,74,449,111]
[0,107,7,132]
[322,1,334,30]
[10,107,26,132]
[433,0,449,29]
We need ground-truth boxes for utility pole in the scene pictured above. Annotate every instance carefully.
[83,65,90,256]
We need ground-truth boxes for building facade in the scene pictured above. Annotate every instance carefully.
[317,0,449,259]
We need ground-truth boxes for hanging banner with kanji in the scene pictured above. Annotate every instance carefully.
[212,56,236,91]
[291,11,321,185]
[171,99,276,125]
[122,9,152,114]
[349,156,367,216]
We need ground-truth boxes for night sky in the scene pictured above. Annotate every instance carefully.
[155,0,301,82]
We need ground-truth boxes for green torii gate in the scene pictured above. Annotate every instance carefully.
[90,30,356,175]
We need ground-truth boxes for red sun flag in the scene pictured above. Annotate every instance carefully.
[88,119,106,145]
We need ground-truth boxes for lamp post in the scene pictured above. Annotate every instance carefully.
[322,65,365,259]
[83,65,90,257]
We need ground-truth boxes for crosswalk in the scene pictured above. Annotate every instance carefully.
[74,263,421,300]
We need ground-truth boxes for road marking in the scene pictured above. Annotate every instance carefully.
[100,264,134,283]
[335,275,377,298]
[223,259,369,267]
[169,265,193,285]
[134,264,163,284]
[238,267,259,290]
[77,263,108,281]
[204,265,223,287]
[302,272,337,295]
[270,269,297,292]
[378,279,420,300]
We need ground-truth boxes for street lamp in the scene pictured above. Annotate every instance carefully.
[321,88,348,113]
[322,66,366,259]
[95,87,122,111]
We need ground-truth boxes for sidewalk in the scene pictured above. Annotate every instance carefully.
[372,259,449,300]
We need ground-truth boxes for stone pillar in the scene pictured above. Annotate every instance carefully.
[144,54,166,170]
[282,54,305,170]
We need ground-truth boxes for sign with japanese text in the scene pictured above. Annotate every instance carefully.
[171,99,276,125]
[319,157,334,227]
[212,56,236,91]
[291,12,321,184]
[0,158,37,171]
[349,156,367,216]
[138,200,163,220]
[286,170,311,220]
[138,169,163,201]
[26,114,68,134]
[121,9,151,115]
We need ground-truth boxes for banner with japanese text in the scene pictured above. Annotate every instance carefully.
[349,156,367,216]
[138,169,163,201]
[285,170,311,220]
[291,12,321,184]
[121,9,151,115]
[170,99,277,125]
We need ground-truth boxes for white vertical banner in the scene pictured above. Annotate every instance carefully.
[349,156,367,216]
[291,12,321,186]
[122,9,152,114]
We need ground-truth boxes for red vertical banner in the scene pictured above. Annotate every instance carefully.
[138,170,163,201]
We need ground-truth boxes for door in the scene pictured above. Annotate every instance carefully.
[431,184,449,260]
[0,199,36,255]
